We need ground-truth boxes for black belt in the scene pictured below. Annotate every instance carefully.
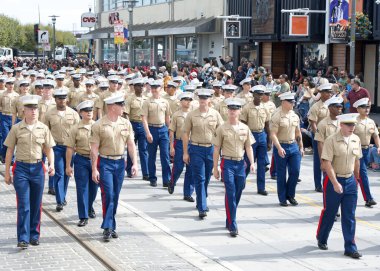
[191,142,212,147]
[16,159,42,164]
[77,153,91,159]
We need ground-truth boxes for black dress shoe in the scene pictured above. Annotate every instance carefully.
[143,175,149,181]
[183,196,194,202]
[111,230,118,238]
[344,251,362,259]
[287,197,298,206]
[103,229,112,241]
[48,189,56,195]
[318,242,328,250]
[163,183,169,188]
[168,184,174,194]
[199,211,207,218]
[17,241,28,249]
[297,179,302,183]
[265,166,270,172]
[365,199,377,207]
[279,202,288,207]
[127,174,133,178]
[315,187,323,193]
[257,190,268,196]
[229,230,238,237]
[89,208,96,218]
[150,181,157,187]
[30,239,40,246]
[336,212,340,217]
[271,176,276,180]
[77,219,88,227]
[56,204,63,212]
[63,200,67,206]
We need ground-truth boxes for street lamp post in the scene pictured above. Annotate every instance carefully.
[123,0,138,68]
[49,15,60,61]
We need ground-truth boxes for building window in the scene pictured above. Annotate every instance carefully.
[302,44,328,76]
[133,38,152,67]
[175,36,198,63]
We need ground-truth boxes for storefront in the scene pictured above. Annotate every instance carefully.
[174,35,198,63]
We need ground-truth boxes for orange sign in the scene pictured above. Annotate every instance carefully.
[289,15,309,36]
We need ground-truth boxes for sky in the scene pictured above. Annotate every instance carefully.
[0,0,95,32]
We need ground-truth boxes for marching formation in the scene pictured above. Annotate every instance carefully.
[1,64,379,260]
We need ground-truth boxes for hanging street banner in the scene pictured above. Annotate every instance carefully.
[114,20,125,45]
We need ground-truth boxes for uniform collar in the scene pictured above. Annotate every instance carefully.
[78,120,94,129]
[19,120,44,130]
[336,131,358,143]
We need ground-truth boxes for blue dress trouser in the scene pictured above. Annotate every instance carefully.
[170,139,194,197]
[13,161,45,243]
[317,175,358,253]
[189,144,213,212]
[244,131,268,191]
[312,132,322,189]
[221,159,246,232]
[1,114,13,160]
[147,126,171,184]
[273,143,301,203]
[358,148,373,201]
[126,121,149,177]
[73,154,98,219]
[99,157,125,230]
[53,145,72,205]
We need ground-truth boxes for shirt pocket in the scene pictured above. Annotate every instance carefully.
[66,117,75,125]
[207,118,217,129]
[238,130,248,142]
[368,124,375,134]
[352,148,360,157]
[192,117,203,127]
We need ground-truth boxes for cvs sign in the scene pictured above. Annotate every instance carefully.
[81,12,97,28]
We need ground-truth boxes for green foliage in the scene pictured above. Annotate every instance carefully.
[0,14,77,51]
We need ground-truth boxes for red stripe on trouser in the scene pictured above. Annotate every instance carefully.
[97,157,106,219]
[170,140,177,185]
[12,162,17,175]
[316,175,329,238]
[221,159,231,227]
[37,203,42,234]
[41,161,46,174]
[357,177,368,201]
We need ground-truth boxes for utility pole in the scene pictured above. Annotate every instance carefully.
[349,0,356,75]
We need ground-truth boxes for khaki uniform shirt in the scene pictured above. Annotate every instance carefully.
[141,97,171,125]
[38,99,56,122]
[236,91,253,104]
[270,109,300,142]
[214,100,228,121]
[68,86,85,108]
[162,93,180,115]
[125,94,147,122]
[12,94,28,119]
[90,116,134,156]
[4,120,55,161]
[213,122,255,158]
[211,95,225,107]
[79,92,99,104]
[321,132,362,175]
[169,110,189,140]
[240,103,270,131]
[0,91,19,115]
[314,116,340,143]
[183,108,223,144]
[354,117,379,146]
[308,100,329,124]
[65,79,74,89]
[64,120,94,156]
[44,107,80,144]
[263,101,276,115]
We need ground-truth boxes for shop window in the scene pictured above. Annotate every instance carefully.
[134,39,152,67]
[302,44,328,76]
[175,36,198,63]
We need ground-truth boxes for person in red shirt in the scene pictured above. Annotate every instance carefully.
[345,79,370,113]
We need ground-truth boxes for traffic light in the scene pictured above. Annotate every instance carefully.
[34,24,39,43]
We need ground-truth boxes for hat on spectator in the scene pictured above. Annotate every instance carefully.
[224,70,232,77]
